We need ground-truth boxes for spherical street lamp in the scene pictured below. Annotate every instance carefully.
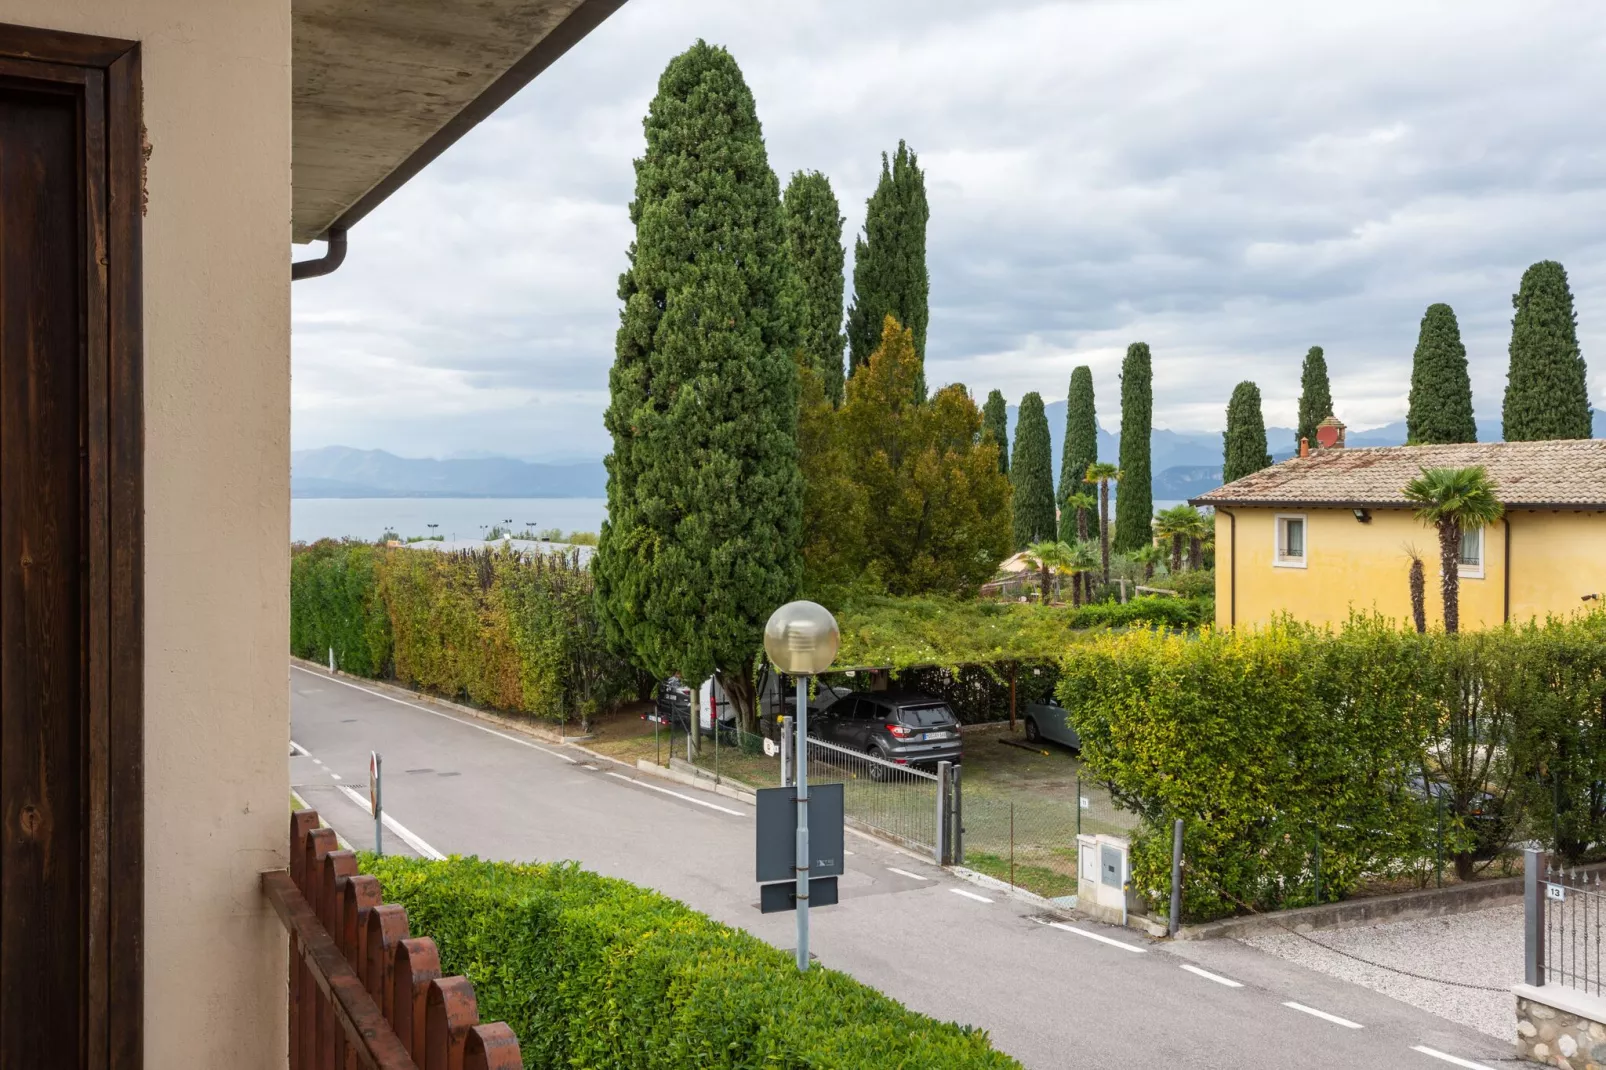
[763,600,839,972]
[763,600,840,677]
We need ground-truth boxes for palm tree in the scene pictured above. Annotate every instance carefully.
[1180,508,1211,570]
[1404,547,1427,634]
[1067,540,1100,607]
[1086,462,1120,583]
[1153,504,1195,573]
[1131,543,1164,582]
[1064,491,1097,599]
[1401,466,1504,634]
[1025,540,1074,605]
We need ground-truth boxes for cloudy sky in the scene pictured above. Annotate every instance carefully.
[291,0,1606,462]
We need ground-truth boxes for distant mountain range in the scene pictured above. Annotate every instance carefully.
[292,446,605,498]
[298,408,1604,500]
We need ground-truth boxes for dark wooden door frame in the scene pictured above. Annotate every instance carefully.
[0,22,142,1070]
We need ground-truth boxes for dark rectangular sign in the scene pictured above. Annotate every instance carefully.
[756,783,844,883]
[760,876,839,914]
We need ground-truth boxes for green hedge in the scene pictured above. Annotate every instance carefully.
[1059,612,1606,922]
[290,543,637,725]
[361,855,1021,1070]
[289,541,392,676]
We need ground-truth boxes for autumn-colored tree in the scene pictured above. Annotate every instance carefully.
[799,316,1012,599]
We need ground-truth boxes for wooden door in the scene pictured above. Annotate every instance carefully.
[0,24,143,1070]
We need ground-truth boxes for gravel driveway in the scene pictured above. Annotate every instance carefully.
[1240,901,1522,1040]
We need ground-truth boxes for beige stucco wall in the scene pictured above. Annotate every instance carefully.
[9,2,291,1065]
[1215,506,1606,631]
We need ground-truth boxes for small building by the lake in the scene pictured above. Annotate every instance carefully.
[1190,436,1606,630]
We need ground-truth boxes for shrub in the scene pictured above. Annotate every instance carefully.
[290,544,635,725]
[1059,611,1606,921]
[1163,567,1215,601]
[289,540,392,676]
[361,855,1021,1070]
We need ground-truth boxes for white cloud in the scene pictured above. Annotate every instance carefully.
[293,0,1606,455]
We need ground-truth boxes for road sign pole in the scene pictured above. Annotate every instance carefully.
[795,676,810,970]
[370,751,383,857]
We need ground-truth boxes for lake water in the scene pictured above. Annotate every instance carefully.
[291,496,1194,544]
[292,497,608,543]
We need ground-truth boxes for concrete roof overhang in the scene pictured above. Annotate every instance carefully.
[292,0,625,244]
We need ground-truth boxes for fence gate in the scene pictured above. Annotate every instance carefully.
[800,737,950,860]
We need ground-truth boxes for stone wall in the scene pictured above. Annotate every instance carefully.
[1515,985,1606,1068]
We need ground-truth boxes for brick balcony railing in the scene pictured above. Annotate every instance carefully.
[262,809,520,1070]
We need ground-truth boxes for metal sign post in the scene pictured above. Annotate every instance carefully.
[794,676,810,970]
[369,750,383,856]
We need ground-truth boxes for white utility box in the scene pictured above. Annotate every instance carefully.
[1076,833,1132,925]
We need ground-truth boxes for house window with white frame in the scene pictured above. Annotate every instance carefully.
[1274,514,1307,567]
[1458,525,1485,579]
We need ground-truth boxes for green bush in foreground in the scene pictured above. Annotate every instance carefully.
[362,855,1020,1070]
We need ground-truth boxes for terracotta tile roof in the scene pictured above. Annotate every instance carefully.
[1190,439,1606,508]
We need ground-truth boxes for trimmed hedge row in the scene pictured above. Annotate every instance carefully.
[1059,612,1606,922]
[290,542,638,725]
[361,855,1021,1070]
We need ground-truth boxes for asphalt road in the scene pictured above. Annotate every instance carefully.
[290,663,1513,1070]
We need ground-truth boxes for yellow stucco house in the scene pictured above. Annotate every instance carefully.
[1190,437,1606,630]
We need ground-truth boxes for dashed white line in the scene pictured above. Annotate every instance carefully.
[337,784,446,860]
[1409,1046,1497,1070]
[886,867,930,881]
[330,773,342,780]
[1041,920,1148,954]
[603,771,744,816]
[1283,1002,1363,1029]
[312,758,324,765]
[1179,963,1243,988]
[291,664,576,764]
[289,740,310,756]
[950,888,993,903]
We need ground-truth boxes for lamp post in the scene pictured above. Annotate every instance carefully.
[763,600,840,971]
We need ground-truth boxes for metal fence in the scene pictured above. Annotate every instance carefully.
[960,775,1138,901]
[800,736,943,858]
[1527,849,1606,995]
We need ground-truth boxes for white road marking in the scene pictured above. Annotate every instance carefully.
[844,849,855,856]
[312,758,323,765]
[1283,1002,1363,1029]
[290,740,309,756]
[292,664,576,764]
[1409,1046,1497,1070]
[330,773,342,780]
[603,771,744,816]
[337,785,446,860]
[1041,919,1148,954]
[1180,963,1243,988]
[950,888,993,903]
[886,867,930,881]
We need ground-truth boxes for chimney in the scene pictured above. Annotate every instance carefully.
[1299,437,1310,459]
[1315,416,1346,450]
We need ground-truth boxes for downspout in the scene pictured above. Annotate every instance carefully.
[1216,507,1237,628]
[291,226,347,281]
[1503,515,1511,624]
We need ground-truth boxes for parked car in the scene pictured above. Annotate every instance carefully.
[808,690,962,777]
[1023,696,1080,751]
[647,675,694,731]
[646,675,738,740]
[1408,772,1504,857]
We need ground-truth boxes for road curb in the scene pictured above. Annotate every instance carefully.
[635,758,758,806]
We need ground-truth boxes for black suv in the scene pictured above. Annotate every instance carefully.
[809,690,962,774]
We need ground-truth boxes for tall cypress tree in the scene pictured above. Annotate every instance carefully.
[1059,365,1098,541]
[846,141,930,398]
[1503,260,1592,441]
[783,170,846,406]
[1296,346,1333,453]
[1113,343,1153,554]
[981,389,1009,475]
[1222,380,1271,484]
[595,41,801,731]
[1406,303,1476,444]
[1010,392,1056,549]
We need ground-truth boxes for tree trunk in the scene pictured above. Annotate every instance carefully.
[1188,537,1202,571]
[1071,573,1083,608]
[1438,520,1461,634]
[723,660,760,736]
[1040,563,1052,605]
[1144,560,1155,581]
[1099,482,1111,582]
[1170,534,1183,573]
[1409,557,1426,634]
[1077,508,1088,543]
